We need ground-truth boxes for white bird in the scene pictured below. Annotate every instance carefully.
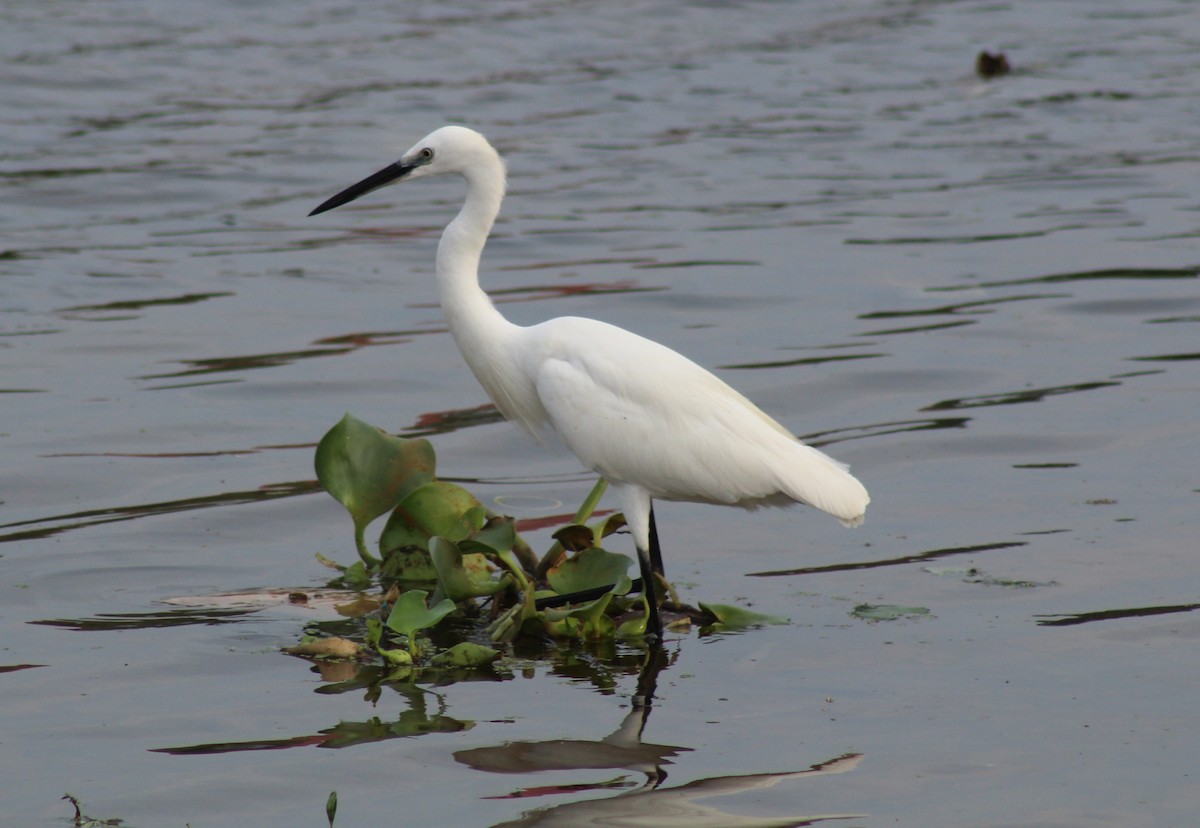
[310,126,869,639]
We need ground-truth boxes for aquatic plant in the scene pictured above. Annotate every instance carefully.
[307,414,785,666]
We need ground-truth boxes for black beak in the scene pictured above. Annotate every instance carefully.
[308,160,416,217]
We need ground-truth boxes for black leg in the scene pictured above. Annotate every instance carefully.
[536,500,666,643]
[633,644,669,709]
[648,506,665,578]
[532,510,663,611]
[637,544,663,641]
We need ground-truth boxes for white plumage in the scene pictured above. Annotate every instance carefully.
[311,125,869,637]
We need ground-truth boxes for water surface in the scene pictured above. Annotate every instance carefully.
[3,1,1199,825]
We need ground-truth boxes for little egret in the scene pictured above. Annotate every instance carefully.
[310,126,869,639]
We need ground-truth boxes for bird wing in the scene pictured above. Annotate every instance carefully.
[526,317,868,524]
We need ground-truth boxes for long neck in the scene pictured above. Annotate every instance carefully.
[435,158,508,338]
[435,154,534,426]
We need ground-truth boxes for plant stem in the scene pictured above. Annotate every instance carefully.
[574,477,608,523]
[536,478,608,576]
[353,521,381,567]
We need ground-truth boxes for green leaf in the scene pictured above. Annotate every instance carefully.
[364,617,413,664]
[547,547,633,595]
[493,547,533,593]
[379,548,439,583]
[616,606,649,638]
[542,615,581,637]
[314,552,371,587]
[384,589,456,657]
[552,524,594,553]
[340,560,370,589]
[326,791,337,828]
[429,536,510,602]
[315,414,435,565]
[540,592,613,624]
[428,642,501,668]
[377,646,414,666]
[699,602,790,629]
[364,617,384,649]
[379,481,486,553]
[315,414,436,523]
[467,515,518,555]
[592,512,627,541]
[486,602,524,643]
[539,548,634,641]
[536,477,608,575]
[541,584,632,641]
[580,609,616,640]
[851,604,931,622]
[462,513,539,576]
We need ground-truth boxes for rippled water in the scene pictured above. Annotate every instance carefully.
[3,1,1199,825]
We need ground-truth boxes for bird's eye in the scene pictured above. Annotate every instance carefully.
[419,147,434,162]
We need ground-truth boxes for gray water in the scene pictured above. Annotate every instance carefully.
[3,1,1199,825]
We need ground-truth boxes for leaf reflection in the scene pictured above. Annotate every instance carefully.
[1130,351,1200,363]
[56,291,233,319]
[1035,602,1200,627]
[801,417,970,448]
[153,680,474,754]
[927,265,1200,293]
[857,319,976,336]
[139,328,444,383]
[29,608,258,631]
[409,281,664,309]
[921,380,1119,411]
[0,480,318,545]
[721,352,885,370]
[748,541,1028,578]
[858,292,1066,320]
[152,712,473,755]
[139,345,357,380]
[404,403,507,437]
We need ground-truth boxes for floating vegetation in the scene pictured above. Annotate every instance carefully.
[300,414,780,670]
[851,604,932,623]
[923,565,1055,589]
[61,794,123,828]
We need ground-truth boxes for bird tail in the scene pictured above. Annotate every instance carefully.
[778,442,870,527]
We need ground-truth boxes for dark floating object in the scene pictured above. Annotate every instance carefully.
[976,50,1010,79]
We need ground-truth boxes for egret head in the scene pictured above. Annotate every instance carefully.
[309,125,502,216]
